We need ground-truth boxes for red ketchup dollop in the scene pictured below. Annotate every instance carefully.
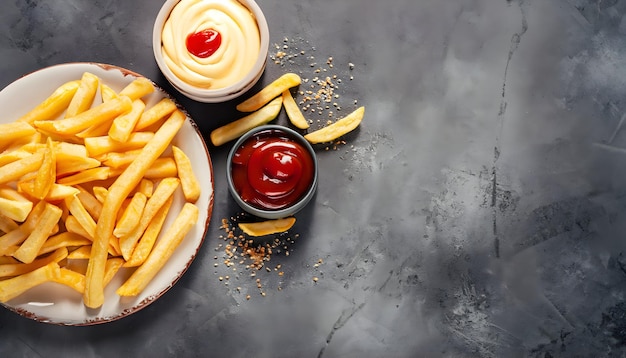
[186,29,221,58]
[231,129,315,211]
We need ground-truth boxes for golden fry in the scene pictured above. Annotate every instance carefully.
[108,99,146,143]
[84,132,154,157]
[18,80,80,124]
[0,247,67,278]
[0,122,37,145]
[84,109,184,308]
[117,202,198,296]
[113,192,147,238]
[57,167,110,186]
[0,198,32,222]
[118,77,154,101]
[211,96,282,146]
[12,202,62,264]
[0,150,44,186]
[119,177,179,260]
[0,262,60,302]
[32,138,56,200]
[100,83,119,102]
[38,232,91,256]
[172,146,201,202]
[52,268,85,294]
[135,97,177,131]
[236,73,300,112]
[282,90,309,129]
[66,195,97,239]
[34,96,132,135]
[238,217,296,236]
[124,196,173,267]
[65,72,99,118]
[304,106,365,144]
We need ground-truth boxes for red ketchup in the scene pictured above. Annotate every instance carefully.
[231,129,315,211]
[186,29,221,58]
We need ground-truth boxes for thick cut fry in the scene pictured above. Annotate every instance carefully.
[118,77,154,101]
[19,182,80,202]
[117,202,198,296]
[136,179,154,198]
[135,97,177,131]
[67,245,92,259]
[99,149,142,168]
[75,120,113,139]
[236,73,301,112]
[92,186,108,204]
[66,195,97,239]
[38,232,91,256]
[76,186,102,221]
[18,81,80,124]
[84,109,184,308]
[84,132,154,157]
[0,247,67,278]
[52,268,85,294]
[0,186,30,202]
[0,150,31,167]
[57,167,110,186]
[0,122,37,144]
[124,196,173,267]
[34,96,132,135]
[238,217,296,236]
[100,83,119,102]
[304,106,365,144]
[108,99,146,143]
[282,90,309,129]
[13,202,62,264]
[56,156,101,176]
[32,138,56,200]
[103,257,124,287]
[119,177,179,260]
[0,198,33,222]
[113,192,147,238]
[0,150,44,185]
[0,262,60,302]
[172,146,201,202]
[211,96,282,146]
[0,212,18,234]
[65,72,99,118]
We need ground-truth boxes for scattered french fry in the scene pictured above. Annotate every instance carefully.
[32,138,56,200]
[236,73,300,112]
[211,96,282,146]
[113,192,147,238]
[135,97,177,131]
[238,217,296,236]
[0,122,37,144]
[282,90,309,129]
[13,202,62,264]
[119,77,154,101]
[304,106,365,144]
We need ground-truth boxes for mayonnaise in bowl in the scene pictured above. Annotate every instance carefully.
[153,0,269,102]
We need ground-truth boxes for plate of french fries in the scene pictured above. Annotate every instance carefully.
[0,63,214,325]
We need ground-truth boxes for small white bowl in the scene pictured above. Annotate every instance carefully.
[153,0,269,103]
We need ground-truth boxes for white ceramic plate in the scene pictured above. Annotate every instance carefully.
[0,63,214,325]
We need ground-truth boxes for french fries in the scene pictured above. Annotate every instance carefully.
[0,72,202,308]
[236,73,300,112]
[210,96,282,146]
[304,106,365,144]
[238,217,296,236]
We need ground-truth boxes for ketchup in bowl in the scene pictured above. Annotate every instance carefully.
[228,126,318,218]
